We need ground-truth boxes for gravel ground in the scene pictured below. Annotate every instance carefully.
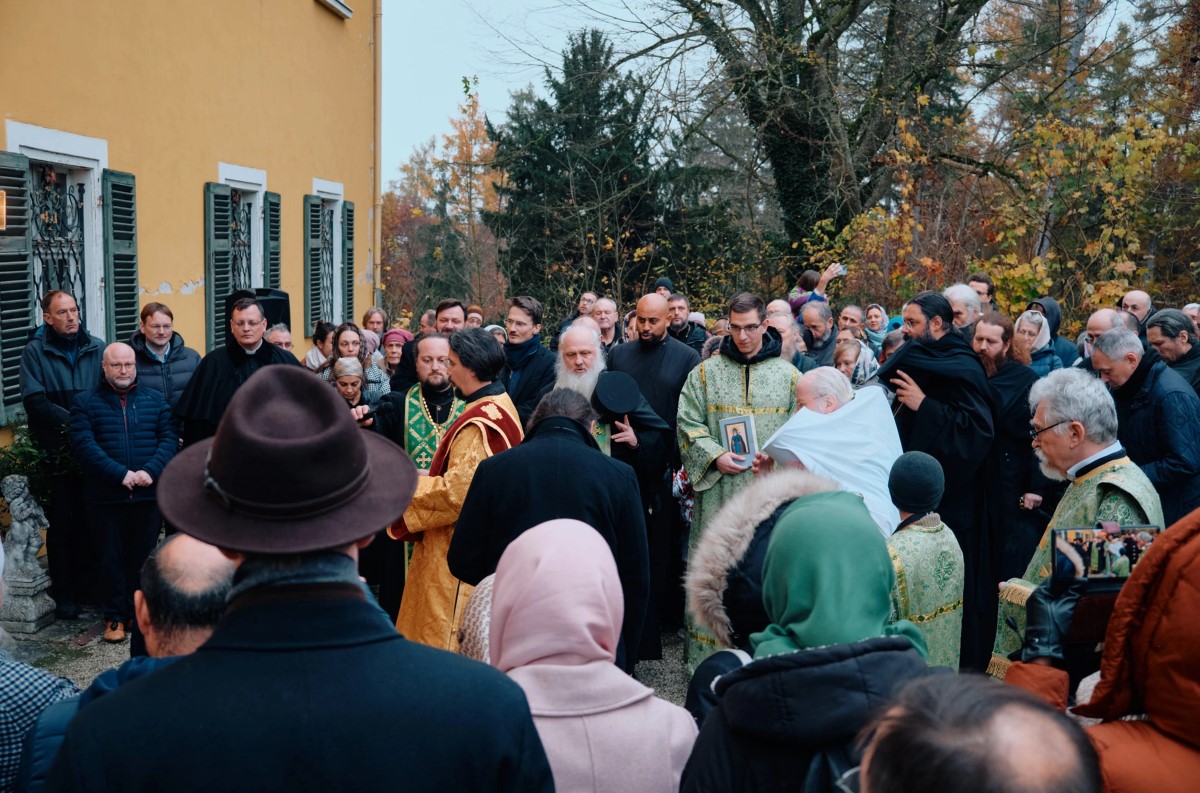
[634,631,689,706]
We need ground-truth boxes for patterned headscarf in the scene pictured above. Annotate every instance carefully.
[332,356,364,380]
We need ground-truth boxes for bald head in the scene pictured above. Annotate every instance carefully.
[102,342,137,389]
[572,316,601,336]
[1086,309,1121,341]
[1120,290,1152,321]
[135,534,235,658]
[766,299,792,318]
[635,294,670,343]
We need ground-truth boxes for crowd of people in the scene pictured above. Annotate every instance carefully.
[2,267,1199,791]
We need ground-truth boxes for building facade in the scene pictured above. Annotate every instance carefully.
[0,0,381,431]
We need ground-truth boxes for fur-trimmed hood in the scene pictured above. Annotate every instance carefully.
[686,469,839,648]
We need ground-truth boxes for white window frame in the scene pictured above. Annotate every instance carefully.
[219,162,268,289]
[313,178,345,321]
[5,120,109,338]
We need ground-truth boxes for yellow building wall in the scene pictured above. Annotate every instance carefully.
[2,0,379,355]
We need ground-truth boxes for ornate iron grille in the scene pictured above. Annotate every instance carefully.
[319,205,335,323]
[230,190,253,291]
[30,164,86,325]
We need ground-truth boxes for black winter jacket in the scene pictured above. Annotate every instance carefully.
[68,382,177,504]
[669,321,709,355]
[19,326,103,458]
[500,337,557,428]
[680,637,929,792]
[1165,343,1200,400]
[1112,357,1200,526]
[128,330,201,408]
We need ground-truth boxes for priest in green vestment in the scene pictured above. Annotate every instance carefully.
[990,368,1163,677]
[677,292,798,670]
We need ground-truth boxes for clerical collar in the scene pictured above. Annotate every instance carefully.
[238,340,264,354]
[1067,441,1125,480]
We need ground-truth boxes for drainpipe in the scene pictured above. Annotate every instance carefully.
[372,0,383,307]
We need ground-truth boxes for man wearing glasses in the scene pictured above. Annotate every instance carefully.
[174,296,301,446]
[989,367,1162,674]
[69,343,178,643]
[677,291,798,672]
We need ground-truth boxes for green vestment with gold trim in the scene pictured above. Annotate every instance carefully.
[401,384,466,572]
[677,352,798,670]
[988,456,1163,678]
[887,516,965,670]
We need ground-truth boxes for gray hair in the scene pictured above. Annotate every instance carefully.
[802,300,833,323]
[1092,328,1144,362]
[1184,303,1200,314]
[1146,308,1198,345]
[265,322,291,340]
[1028,368,1118,444]
[804,366,854,407]
[943,284,982,320]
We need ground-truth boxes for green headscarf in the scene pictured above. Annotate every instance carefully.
[750,490,928,660]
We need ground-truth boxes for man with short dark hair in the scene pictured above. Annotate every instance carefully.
[390,300,466,394]
[1091,327,1200,525]
[450,388,650,673]
[46,366,552,792]
[19,291,104,619]
[967,272,998,312]
[877,291,994,669]
[550,291,598,351]
[677,292,797,670]
[861,674,1101,793]
[69,343,178,643]
[1147,308,1200,398]
[667,293,708,355]
[501,296,557,426]
[838,304,865,331]
[800,300,837,367]
[394,328,525,650]
[174,296,300,446]
[130,302,202,409]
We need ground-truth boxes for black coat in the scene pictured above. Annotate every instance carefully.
[45,583,554,793]
[19,325,103,459]
[500,338,557,428]
[669,321,709,355]
[877,332,994,669]
[802,328,838,368]
[680,637,929,792]
[173,342,303,446]
[449,417,650,673]
[388,334,420,394]
[982,361,1064,582]
[1112,356,1200,526]
[607,335,699,438]
[1166,343,1200,400]
[128,330,202,408]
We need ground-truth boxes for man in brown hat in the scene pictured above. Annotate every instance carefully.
[45,366,553,792]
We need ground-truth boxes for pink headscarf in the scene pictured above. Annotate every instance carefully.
[361,329,381,356]
[382,328,413,347]
[489,520,623,672]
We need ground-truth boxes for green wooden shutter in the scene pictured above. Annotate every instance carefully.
[263,191,281,290]
[0,151,33,424]
[102,169,138,345]
[302,194,323,331]
[341,200,355,323]
[204,182,233,351]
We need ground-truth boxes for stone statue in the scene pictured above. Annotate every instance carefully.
[1,474,56,632]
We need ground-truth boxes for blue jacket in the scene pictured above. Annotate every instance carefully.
[1028,346,1063,378]
[19,325,103,458]
[68,381,177,504]
[128,330,201,408]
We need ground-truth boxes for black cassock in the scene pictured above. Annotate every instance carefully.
[608,335,701,658]
[877,331,995,670]
[174,343,302,446]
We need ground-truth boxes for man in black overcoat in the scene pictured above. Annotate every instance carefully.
[450,388,650,674]
[877,291,995,670]
[174,295,300,446]
[46,367,553,793]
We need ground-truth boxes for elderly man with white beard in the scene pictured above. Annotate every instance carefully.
[989,367,1163,677]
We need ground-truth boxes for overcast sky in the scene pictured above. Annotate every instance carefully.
[381,0,585,186]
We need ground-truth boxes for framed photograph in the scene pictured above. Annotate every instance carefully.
[719,415,757,464]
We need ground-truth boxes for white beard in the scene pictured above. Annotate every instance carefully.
[1035,449,1068,482]
[555,355,606,399]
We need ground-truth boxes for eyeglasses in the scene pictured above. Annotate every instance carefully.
[729,323,762,335]
[1030,419,1071,439]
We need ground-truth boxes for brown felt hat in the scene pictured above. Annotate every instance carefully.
[157,366,417,553]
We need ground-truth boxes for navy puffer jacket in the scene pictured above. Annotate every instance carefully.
[68,381,178,504]
[129,330,202,408]
[1113,357,1200,526]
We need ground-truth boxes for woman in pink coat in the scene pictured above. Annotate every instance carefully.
[490,519,697,792]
